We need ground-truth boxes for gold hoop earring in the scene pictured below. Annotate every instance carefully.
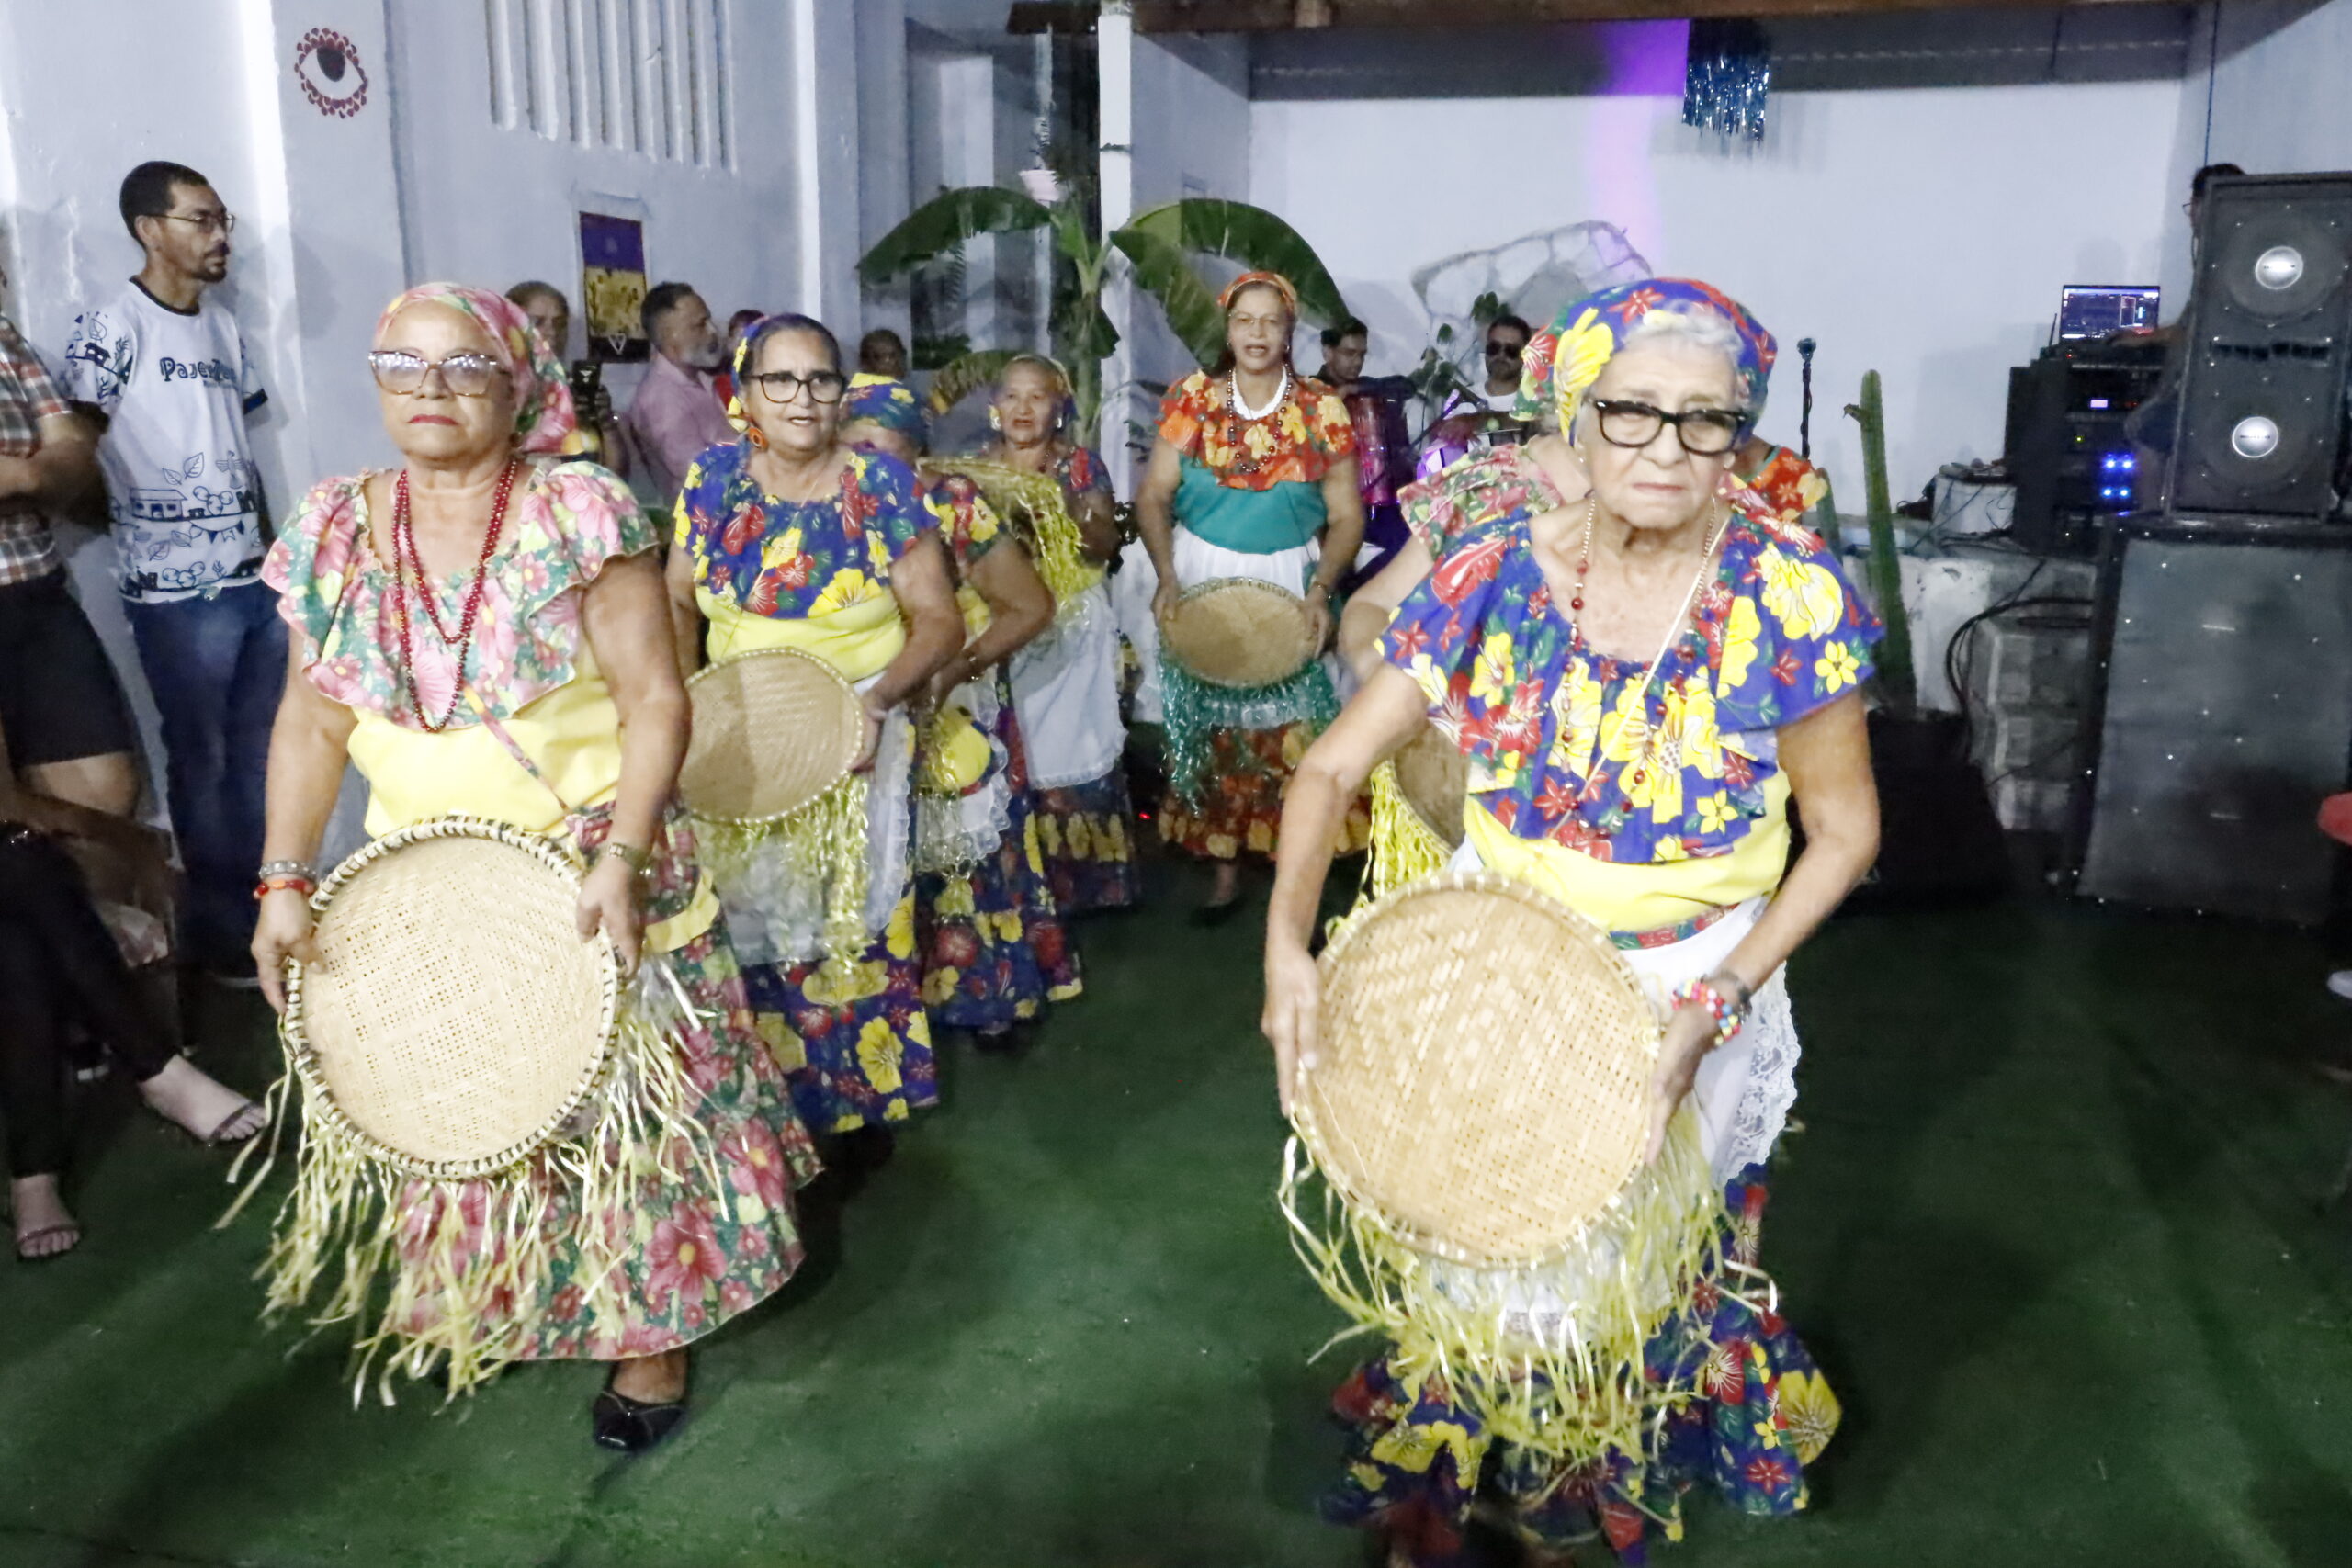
[988,407,1003,432]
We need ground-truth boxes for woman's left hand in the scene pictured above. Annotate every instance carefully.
[1304,593,1334,655]
[1645,1002,1718,1165]
[577,853,645,976]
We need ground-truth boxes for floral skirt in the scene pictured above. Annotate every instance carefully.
[743,889,940,1135]
[1159,722,1370,863]
[399,920,822,1366]
[1326,1168,1839,1566]
[1032,768,1142,913]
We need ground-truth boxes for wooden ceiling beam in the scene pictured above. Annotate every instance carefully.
[1134,0,2146,30]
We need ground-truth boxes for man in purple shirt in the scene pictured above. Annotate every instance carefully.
[623,281,730,502]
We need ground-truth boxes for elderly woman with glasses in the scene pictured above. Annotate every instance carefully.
[967,354,1138,913]
[1263,280,1881,1564]
[666,315,964,1156]
[1136,271,1369,917]
[252,284,821,1450]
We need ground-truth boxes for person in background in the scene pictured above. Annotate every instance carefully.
[859,328,910,380]
[1318,316,1414,592]
[60,161,285,984]
[1416,311,1535,479]
[0,282,139,821]
[1136,271,1367,917]
[623,281,731,502]
[505,280,628,475]
[967,355,1140,914]
[4,708,264,1260]
[2124,161,2247,500]
[713,309,765,409]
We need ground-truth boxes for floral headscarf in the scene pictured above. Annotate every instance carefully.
[843,373,930,446]
[1219,270,1300,318]
[1516,278,1777,439]
[375,283,576,455]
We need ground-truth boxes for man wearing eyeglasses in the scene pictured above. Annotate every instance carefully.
[56,160,283,984]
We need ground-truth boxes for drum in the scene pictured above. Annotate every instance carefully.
[681,646,866,826]
[1162,577,1317,690]
[278,816,621,1178]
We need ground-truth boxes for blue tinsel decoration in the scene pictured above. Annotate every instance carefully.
[1683,19,1771,143]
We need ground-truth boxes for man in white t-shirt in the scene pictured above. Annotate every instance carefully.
[60,161,286,981]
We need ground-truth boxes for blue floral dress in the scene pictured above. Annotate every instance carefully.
[675,441,942,1134]
[915,476,1083,1032]
[1329,489,1877,1563]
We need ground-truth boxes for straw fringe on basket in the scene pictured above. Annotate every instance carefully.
[222,816,718,1405]
[931,457,1101,620]
[683,649,872,975]
[1283,872,1731,1467]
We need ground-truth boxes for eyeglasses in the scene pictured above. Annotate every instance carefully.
[1486,341,1526,360]
[368,350,509,398]
[1589,398,1746,457]
[160,211,236,237]
[748,369,848,405]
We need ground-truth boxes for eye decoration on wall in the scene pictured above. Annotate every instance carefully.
[294,27,370,119]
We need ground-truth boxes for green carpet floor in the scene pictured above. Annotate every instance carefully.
[6,855,2352,1567]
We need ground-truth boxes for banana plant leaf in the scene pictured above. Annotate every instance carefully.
[925,349,1023,415]
[1122,199,1350,327]
[860,187,1055,287]
[1108,226,1227,368]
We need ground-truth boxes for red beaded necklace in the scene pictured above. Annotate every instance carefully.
[1566,495,1727,795]
[390,458,520,733]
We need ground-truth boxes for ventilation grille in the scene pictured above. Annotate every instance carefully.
[484,0,730,168]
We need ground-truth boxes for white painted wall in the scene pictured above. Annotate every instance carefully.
[1252,49,2192,509]
[390,0,802,375]
[2207,0,2352,174]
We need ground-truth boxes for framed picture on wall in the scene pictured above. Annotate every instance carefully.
[579,210,649,364]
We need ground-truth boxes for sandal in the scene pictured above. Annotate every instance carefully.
[16,1223,82,1262]
[202,1100,266,1146]
[591,1374,689,1455]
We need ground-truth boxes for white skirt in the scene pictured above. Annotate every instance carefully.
[1009,579,1125,790]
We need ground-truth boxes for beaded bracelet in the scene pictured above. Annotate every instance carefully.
[1672,976,1747,1051]
[254,874,317,902]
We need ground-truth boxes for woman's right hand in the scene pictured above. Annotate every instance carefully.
[1150,578,1181,629]
[252,889,320,1014]
[849,696,888,774]
[1261,934,1322,1117]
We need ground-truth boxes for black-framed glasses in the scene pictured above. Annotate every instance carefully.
[1589,398,1746,456]
[368,350,509,398]
[1486,340,1526,360]
[161,210,236,237]
[748,369,848,405]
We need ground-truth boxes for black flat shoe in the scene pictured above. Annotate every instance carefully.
[592,1382,689,1455]
[1189,897,1245,929]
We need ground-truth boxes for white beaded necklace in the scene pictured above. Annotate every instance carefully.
[1227,365,1292,423]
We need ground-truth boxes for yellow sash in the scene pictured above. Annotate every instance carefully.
[346,640,717,952]
[697,586,906,682]
[1462,772,1791,935]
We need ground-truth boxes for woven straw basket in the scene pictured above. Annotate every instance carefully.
[1297,873,1662,1268]
[1163,578,1315,689]
[682,647,865,824]
[279,817,620,1179]
[1393,722,1470,851]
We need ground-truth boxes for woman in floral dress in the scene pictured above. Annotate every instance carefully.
[1135,272,1369,916]
[967,355,1140,914]
[666,317,965,1151]
[1262,280,1881,1564]
[251,284,819,1452]
[840,377,1081,1042]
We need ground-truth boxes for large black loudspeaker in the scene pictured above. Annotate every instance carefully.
[2076,525,2352,923]
[2171,173,2352,519]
